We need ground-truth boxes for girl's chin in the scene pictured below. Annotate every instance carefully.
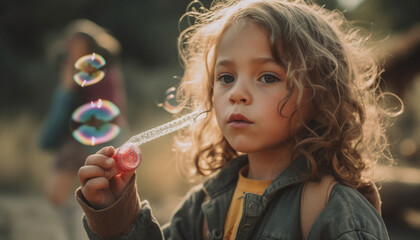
[229,144,257,154]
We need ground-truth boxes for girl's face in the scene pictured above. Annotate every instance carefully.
[213,22,309,154]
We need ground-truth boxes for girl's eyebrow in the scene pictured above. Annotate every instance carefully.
[251,57,287,69]
[215,57,285,69]
[215,59,233,68]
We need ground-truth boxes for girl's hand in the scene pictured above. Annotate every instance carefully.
[78,146,135,209]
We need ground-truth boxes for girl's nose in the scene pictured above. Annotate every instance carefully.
[229,78,252,105]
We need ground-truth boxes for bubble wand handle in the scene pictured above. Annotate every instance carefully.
[112,111,203,173]
[123,111,202,147]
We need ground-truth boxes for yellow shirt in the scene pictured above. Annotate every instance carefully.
[223,167,272,240]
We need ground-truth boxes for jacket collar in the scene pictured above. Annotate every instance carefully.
[203,154,308,199]
[203,155,249,198]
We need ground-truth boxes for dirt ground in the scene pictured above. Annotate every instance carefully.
[0,193,87,240]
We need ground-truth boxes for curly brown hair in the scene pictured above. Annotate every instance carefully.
[172,0,401,188]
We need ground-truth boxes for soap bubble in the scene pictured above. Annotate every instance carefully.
[163,87,179,114]
[73,53,106,87]
[71,99,121,145]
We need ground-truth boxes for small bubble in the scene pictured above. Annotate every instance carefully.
[73,53,106,87]
[163,87,179,113]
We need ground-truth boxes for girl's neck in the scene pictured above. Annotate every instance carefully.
[246,145,292,181]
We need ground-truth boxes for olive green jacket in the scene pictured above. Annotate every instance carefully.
[77,155,389,240]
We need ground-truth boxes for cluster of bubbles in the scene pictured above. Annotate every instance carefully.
[71,53,121,146]
[69,53,192,174]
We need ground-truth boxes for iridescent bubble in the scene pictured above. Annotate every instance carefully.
[72,99,120,123]
[73,53,106,87]
[73,123,120,146]
[71,99,121,146]
[163,87,179,114]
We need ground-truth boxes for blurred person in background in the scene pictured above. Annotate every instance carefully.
[38,19,127,240]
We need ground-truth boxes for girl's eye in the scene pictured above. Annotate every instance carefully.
[217,74,235,84]
[259,74,280,84]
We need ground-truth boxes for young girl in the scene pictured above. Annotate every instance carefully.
[77,0,396,239]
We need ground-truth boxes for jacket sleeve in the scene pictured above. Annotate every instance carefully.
[76,175,163,240]
[76,176,206,240]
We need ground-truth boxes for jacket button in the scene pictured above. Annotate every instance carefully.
[249,202,257,210]
[212,228,222,239]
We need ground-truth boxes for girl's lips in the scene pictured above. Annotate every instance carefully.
[228,113,253,127]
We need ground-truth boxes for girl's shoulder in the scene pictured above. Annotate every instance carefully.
[310,183,388,239]
[329,183,381,215]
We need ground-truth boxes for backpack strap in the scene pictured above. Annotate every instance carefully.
[202,193,210,240]
[300,175,338,240]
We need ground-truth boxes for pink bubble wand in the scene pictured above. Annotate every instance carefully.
[112,111,204,173]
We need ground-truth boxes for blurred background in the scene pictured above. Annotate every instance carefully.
[1,0,420,239]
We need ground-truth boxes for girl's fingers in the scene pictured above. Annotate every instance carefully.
[80,146,119,185]
[82,177,110,194]
[85,153,115,170]
[98,146,115,157]
[81,177,115,207]
[78,165,115,186]
[85,146,115,164]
